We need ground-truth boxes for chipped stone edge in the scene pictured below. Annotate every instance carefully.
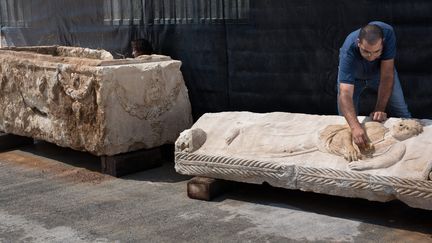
[175,152,432,210]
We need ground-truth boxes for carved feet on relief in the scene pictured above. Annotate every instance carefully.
[348,161,372,171]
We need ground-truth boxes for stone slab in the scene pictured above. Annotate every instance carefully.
[0,46,193,156]
[175,112,432,210]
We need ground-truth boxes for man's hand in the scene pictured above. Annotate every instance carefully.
[351,125,368,148]
[370,111,387,122]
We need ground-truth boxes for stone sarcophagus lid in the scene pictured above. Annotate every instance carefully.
[175,112,432,210]
[0,46,193,156]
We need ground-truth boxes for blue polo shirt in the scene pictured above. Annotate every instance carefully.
[338,21,396,84]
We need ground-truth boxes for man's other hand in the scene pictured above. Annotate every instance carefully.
[351,126,368,148]
[370,111,387,122]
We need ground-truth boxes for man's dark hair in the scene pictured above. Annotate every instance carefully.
[131,38,153,56]
[358,24,383,45]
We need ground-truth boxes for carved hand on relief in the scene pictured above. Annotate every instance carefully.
[349,143,406,171]
[225,128,240,145]
[343,145,360,162]
[175,128,207,153]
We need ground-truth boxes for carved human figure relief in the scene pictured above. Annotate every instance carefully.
[224,122,318,157]
[218,119,423,170]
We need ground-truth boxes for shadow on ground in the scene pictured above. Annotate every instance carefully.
[7,140,432,238]
[20,140,101,172]
[213,181,432,236]
[16,140,190,183]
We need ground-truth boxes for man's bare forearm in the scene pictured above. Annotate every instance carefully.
[375,59,395,112]
[375,73,394,112]
[339,93,361,129]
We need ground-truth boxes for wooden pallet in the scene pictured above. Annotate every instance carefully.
[100,146,164,177]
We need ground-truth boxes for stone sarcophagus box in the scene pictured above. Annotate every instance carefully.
[175,112,432,210]
[0,46,193,156]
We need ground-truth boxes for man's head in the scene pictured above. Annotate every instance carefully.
[357,24,384,62]
[131,39,153,58]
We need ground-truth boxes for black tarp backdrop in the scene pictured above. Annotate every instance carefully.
[1,0,432,119]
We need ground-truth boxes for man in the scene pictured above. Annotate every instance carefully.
[131,38,153,58]
[337,21,411,149]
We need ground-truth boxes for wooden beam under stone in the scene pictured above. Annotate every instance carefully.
[187,176,229,201]
[100,146,163,177]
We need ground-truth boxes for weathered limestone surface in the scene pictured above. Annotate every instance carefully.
[0,46,193,156]
[175,112,432,210]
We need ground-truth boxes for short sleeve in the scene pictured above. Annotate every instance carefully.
[381,28,396,60]
[338,48,356,84]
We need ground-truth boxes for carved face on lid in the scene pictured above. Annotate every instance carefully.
[175,128,207,153]
[391,120,423,141]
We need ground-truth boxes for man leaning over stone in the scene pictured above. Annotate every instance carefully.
[131,38,153,58]
[337,21,411,149]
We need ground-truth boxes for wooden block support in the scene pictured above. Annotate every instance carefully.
[100,147,163,177]
[187,176,229,201]
[0,132,34,150]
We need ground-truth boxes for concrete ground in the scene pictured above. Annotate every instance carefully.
[0,141,431,243]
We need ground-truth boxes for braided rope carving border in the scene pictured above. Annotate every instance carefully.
[297,167,432,198]
[175,152,286,180]
[175,152,432,199]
